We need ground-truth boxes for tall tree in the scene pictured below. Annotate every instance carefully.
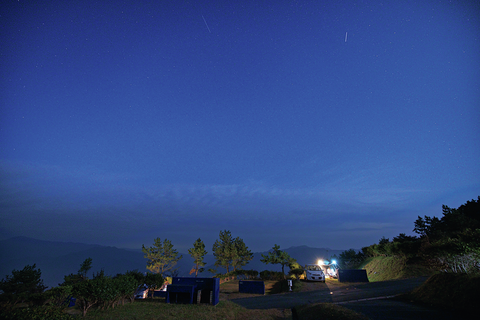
[231,237,253,271]
[188,238,207,277]
[260,244,296,279]
[78,257,93,280]
[212,230,253,273]
[142,238,182,276]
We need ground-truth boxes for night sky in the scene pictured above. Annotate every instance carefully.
[1,0,479,252]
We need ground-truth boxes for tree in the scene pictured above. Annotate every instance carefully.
[288,261,304,279]
[142,238,182,276]
[260,244,296,279]
[144,273,164,299]
[413,215,441,238]
[188,238,208,277]
[212,230,253,273]
[231,237,254,271]
[60,257,93,286]
[338,249,364,269]
[413,197,480,240]
[212,230,235,273]
[377,236,391,256]
[78,257,93,280]
[0,264,47,296]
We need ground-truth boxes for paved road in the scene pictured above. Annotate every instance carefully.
[231,277,466,320]
[231,277,429,309]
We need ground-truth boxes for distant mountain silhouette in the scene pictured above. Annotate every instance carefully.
[0,237,345,288]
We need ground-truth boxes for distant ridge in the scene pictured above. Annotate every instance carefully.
[0,237,346,288]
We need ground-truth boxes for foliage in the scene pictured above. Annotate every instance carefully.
[188,238,207,277]
[68,270,142,316]
[288,268,305,279]
[0,264,47,296]
[413,215,441,238]
[78,257,93,280]
[0,264,47,306]
[60,273,84,287]
[44,285,73,307]
[142,238,182,276]
[71,274,104,316]
[144,273,164,299]
[214,269,259,282]
[113,273,141,304]
[259,270,285,281]
[421,229,480,274]
[359,197,480,275]
[413,196,480,240]
[236,269,259,279]
[231,237,254,271]
[60,258,95,286]
[412,197,480,274]
[260,244,296,279]
[362,234,421,261]
[338,249,364,269]
[212,230,253,273]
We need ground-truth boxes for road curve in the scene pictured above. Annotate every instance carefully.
[231,277,429,310]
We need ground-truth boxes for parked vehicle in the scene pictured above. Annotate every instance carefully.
[304,264,325,282]
[135,282,168,299]
[135,285,149,299]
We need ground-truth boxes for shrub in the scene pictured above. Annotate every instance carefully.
[259,270,284,281]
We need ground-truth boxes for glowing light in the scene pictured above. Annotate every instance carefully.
[332,260,337,264]
[317,260,323,265]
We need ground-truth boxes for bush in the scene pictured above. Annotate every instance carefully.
[259,270,285,281]
[288,268,305,279]
[44,286,72,307]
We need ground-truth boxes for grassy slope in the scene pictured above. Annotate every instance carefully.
[408,273,480,313]
[358,256,479,313]
[358,256,433,282]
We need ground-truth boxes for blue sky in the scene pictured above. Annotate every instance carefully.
[1,0,479,252]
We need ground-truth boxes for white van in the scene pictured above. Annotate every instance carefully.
[304,264,325,282]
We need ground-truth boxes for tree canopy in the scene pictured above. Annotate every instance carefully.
[142,238,182,276]
[359,197,480,274]
[260,244,296,279]
[188,238,207,277]
[413,196,480,240]
[0,264,47,295]
[212,230,253,273]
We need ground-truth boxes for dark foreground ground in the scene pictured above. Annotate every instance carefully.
[232,278,467,320]
[335,296,466,320]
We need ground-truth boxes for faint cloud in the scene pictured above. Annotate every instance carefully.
[340,221,396,230]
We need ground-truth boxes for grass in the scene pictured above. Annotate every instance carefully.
[406,272,480,313]
[81,299,289,320]
[359,256,433,282]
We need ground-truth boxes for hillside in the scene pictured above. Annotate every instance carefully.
[358,256,434,282]
[408,273,480,312]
